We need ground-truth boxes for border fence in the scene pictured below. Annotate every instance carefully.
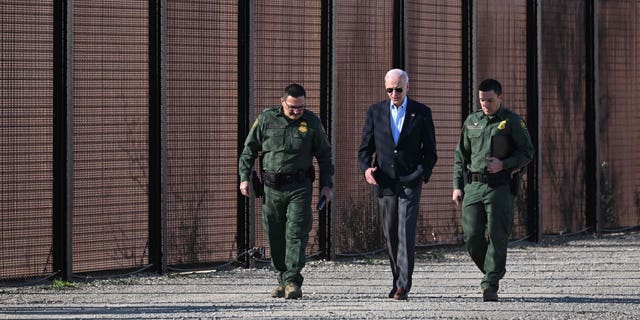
[1,0,639,283]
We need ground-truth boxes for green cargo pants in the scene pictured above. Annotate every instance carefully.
[461,181,514,289]
[262,181,313,287]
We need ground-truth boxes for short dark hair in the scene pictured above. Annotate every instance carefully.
[283,83,306,99]
[478,79,502,96]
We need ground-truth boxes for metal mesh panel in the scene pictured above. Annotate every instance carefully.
[0,1,54,279]
[4,1,640,279]
[406,0,463,246]
[476,0,529,239]
[540,1,587,233]
[598,0,640,228]
[333,0,393,255]
[165,0,238,265]
[252,1,323,258]
[72,1,149,273]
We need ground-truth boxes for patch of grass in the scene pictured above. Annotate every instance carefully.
[417,250,446,261]
[39,279,78,290]
[52,279,77,289]
[166,273,182,279]
[101,278,141,285]
[358,257,386,265]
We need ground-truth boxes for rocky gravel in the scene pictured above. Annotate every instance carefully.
[1,232,639,319]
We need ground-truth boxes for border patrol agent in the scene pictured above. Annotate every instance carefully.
[239,84,334,299]
[452,79,533,302]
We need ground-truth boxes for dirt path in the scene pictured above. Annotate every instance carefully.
[2,232,639,319]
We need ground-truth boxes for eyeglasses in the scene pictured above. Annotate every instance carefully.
[386,87,403,93]
[284,102,305,110]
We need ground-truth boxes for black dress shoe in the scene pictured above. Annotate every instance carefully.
[393,287,407,300]
[388,288,397,298]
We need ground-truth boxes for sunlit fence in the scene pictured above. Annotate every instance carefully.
[1,0,639,282]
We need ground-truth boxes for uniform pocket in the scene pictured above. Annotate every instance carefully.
[264,128,285,151]
[467,129,482,138]
[467,129,485,154]
[288,130,311,154]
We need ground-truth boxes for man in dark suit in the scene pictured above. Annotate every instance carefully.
[358,69,437,300]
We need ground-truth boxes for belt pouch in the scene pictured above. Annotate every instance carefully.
[486,170,510,188]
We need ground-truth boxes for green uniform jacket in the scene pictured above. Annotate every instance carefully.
[453,106,534,190]
[239,106,334,188]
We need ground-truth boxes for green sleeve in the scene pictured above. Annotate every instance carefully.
[238,115,262,182]
[452,120,470,190]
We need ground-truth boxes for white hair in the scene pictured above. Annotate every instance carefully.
[385,69,409,84]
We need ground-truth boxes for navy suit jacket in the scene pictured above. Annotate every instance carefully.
[358,98,438,196]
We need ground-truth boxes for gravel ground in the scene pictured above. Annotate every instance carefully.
[1,232,639,319]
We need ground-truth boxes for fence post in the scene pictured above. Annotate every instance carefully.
[148,0,167,274]
[319,0,334,260]
[584,0,600,235]
[392,0,405,69]
[462,0,474,117]
[52,0,74,281]
[526,0,541,242]
[237,0,252,267]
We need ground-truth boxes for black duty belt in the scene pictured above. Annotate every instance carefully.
[470,172,489,183]
[262,168,314,188]
[471,171,510,187]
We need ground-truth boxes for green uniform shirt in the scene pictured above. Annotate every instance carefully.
[239,105,334,188]
[453,106,534,190]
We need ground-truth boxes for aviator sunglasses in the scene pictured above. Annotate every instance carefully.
[386,87,403,93]
[284,102,305,110]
